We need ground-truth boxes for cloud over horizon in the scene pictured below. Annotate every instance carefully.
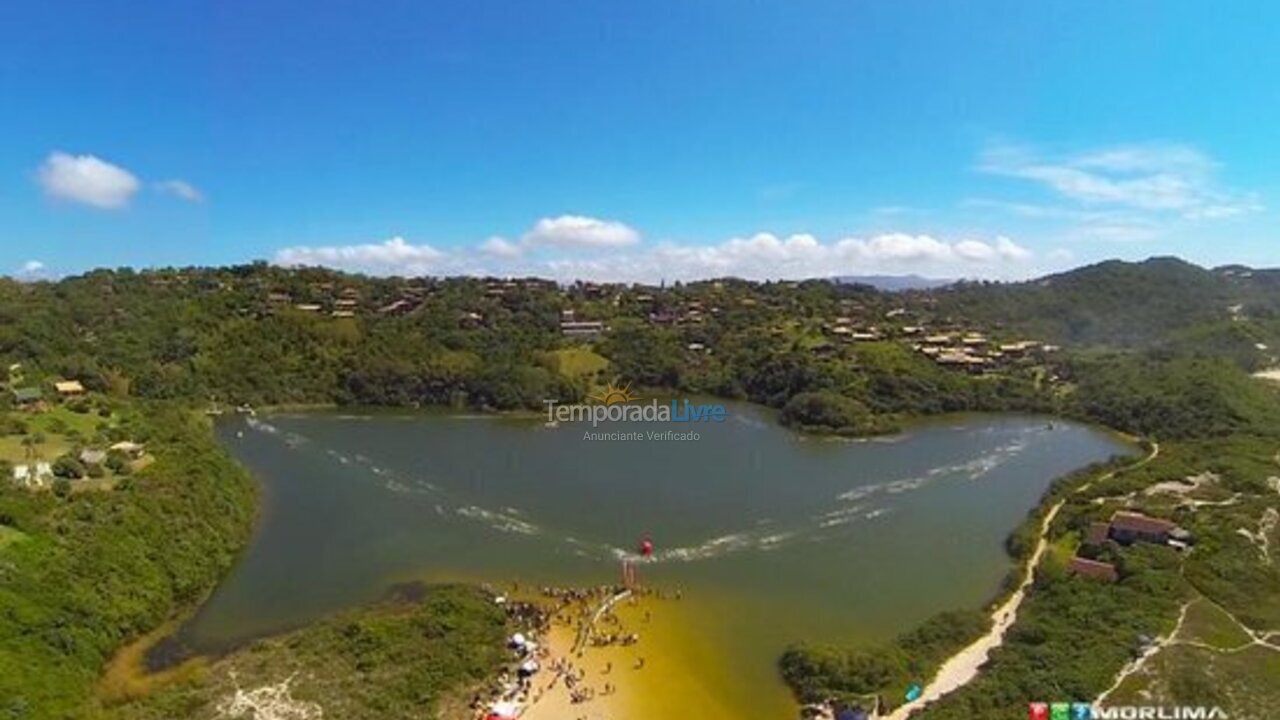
[520,215,641,249]
[274,226,1033,283]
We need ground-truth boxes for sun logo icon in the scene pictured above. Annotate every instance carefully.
[590,381,639,405]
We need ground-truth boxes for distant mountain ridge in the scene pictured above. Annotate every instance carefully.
[931,256,1280,368]
[830,274,953,291]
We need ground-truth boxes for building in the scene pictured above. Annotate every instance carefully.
[79,449,107,466]
[378,299,415,315]
[11,462,53,489]
[54,380,85,396]
[1109,511,1179,545]
[110,441,145,458]
[11,387,42,406]
[561,320,606,339]
[1084,521,1112,546]
[1068,557,1119,582]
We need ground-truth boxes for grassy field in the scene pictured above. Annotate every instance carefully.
[0,433,71,463]
[544,347,610,381]
[0,405,116,464]
[1180,599,1255,650]
[1108,643,1280,720]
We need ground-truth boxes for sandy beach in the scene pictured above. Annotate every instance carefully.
[483,585,739,720]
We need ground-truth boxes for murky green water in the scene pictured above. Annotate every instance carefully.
[180,403,1132,716]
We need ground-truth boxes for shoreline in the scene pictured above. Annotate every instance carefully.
[511,585,739,720]
[878,441,1160,719]
[149,405,1141,720]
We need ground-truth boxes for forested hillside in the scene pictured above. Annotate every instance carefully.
[2,258,1278,719]
[0,405,256,718]
[930,257,1280,366]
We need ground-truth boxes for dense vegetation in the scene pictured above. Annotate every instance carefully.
[104,585,509,720]
[2,257,1278,719]
[914,432,1280,720]
[932,257,1280,359]
[0,265,1060,423]
[780,610,989,710]
[0,405,256,719]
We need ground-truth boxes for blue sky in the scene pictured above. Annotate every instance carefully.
[1,1,1276,281]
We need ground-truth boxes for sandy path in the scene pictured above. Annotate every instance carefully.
[884,442,1161,719]
[883,499,1065,719]
[1095,600,1192,703]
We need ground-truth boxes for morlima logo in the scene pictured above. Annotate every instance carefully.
[1093,709,1228,720]
[1031,703,1228,720]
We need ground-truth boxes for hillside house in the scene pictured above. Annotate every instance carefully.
[1104,511,1193,546]
[1068,557,1119,583]
[79,449,107,466]
[1084,521,1112,546]
[54,380,85,396]
[109,441,145,459]
[378,299,415,315]
[561,320,606,339]
[12,462,53,489]
[11,387,42,407]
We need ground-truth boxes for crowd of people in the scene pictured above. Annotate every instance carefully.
[468,581,680,719]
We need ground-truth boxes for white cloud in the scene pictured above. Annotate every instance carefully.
[978,142,1262,219]
[520,215,640,248]
[156,179,204,202]
[275,236,445,275]
[273,230,1032,283]
[994,236,1031,261]
[480,236,522,258]
[36,151,140,209]
[14,260,45,278]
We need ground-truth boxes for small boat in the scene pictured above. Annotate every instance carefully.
[544,420,560,428]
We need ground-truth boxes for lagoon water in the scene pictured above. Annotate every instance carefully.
[184,403,1132,717]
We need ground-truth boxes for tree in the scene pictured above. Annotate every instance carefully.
[51,477,72,497]
[51,454,85,480]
